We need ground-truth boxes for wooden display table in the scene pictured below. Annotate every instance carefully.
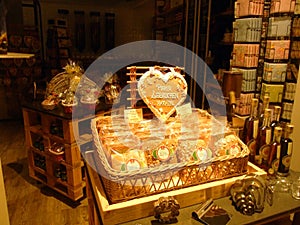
[85,150,300,225]
[22,101,109,201]
[84,151,267,225]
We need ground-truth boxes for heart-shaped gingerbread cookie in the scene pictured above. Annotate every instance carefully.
[138,67,187,122]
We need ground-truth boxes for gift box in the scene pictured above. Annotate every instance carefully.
[265,40,290,60]
[268,16,292,38]
[260,83,284,103]
[263,62,287,82]
[233,18,262,42]
[235,0,264,18]
[270,0,295,14]
[232,68,257,92]
[232,44,259,67]
[295,0,300,14]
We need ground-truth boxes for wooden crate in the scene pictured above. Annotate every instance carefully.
[22,108,42,127]
[85,151,266,225]
[27,148,86,201]
[43,137,82,167]
[41,114,75,144]
[23,107,86,201]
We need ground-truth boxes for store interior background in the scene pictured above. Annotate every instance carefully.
[0,0,300,223]
[2,0,234,117]
[39,0,154,57]
[8,0,300,172]
[2,0,300,169]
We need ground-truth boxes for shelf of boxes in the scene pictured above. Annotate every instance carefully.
[231,0,265,116]
[232,0,300,122]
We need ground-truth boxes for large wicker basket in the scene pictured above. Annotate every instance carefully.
[91,109,249,204]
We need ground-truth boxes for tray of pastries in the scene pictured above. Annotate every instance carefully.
[90,67,249,204]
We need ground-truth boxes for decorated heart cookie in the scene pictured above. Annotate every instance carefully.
[138,67,187,122]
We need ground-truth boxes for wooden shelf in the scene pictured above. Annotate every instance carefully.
[29,125,43,135]
[23,106,87,201]
[154,21,181,30]
[30,147,47,157]
[32,165,47,176]
[0,52,34,59]
[155,4,184,17]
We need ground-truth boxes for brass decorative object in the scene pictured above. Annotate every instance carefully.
[154,196,180,224]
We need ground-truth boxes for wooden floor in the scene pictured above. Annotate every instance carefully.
[0,120,293,225]
[0,120,88,225]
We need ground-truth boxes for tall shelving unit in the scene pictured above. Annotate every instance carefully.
[230,0,299,124]
[208,1,234,73]
[46,13,72,76]
[153,0,185,45]
[231,0,265,116]
[0,0,43,120]
[259,0,295,122]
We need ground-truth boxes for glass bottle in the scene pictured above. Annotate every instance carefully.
[255,108,272,166]
[270,106,281,138]
[259,95,270,127]
[242,98,259,144]
[277,124,294,176]
[267,126,282,175]
[242,98,259,163]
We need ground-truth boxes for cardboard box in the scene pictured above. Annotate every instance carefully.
[260,83,284,103]
[263,62,287,82]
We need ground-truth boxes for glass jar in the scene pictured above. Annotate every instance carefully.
[291,177,300,200]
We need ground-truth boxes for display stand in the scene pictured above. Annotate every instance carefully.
[85,150,266,225]
[22,104,88,201]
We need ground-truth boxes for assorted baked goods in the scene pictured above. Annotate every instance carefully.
[92,66,249,203]
[96,109,243,171]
